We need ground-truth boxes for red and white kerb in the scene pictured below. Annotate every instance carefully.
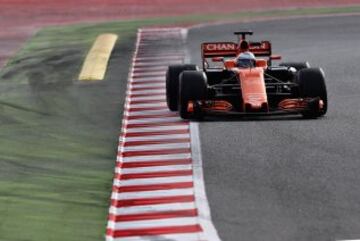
[106,28,221,241]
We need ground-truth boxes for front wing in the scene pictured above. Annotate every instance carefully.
[188,97,324,117]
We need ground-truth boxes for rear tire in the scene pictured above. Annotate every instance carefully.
[279,62,310,71]
[166,64,198,111]
[178,71,208,119]
[296,68,328,118]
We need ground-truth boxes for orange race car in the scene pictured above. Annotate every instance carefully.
[166,31,327,119]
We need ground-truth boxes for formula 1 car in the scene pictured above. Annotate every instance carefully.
[166,31,327,119]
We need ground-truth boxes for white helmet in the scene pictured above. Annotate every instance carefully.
[237,52,256,68]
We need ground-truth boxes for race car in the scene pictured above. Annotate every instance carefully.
[166,31,327,119]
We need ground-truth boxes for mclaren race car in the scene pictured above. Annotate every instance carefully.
[166,31,327,119]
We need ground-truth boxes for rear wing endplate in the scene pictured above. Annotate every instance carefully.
[249,41,272,57]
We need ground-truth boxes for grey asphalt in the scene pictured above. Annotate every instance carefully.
[187,15,360,241]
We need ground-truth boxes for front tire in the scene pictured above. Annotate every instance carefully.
[296,68,328,118]
[178,71,208,119]
[166,64,198,111]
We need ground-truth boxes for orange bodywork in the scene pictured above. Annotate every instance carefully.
[224,60,236,69]
[237,68,268,112]
[197,38,325,116]
[224,58,269,112]
[205,100,233,111]
[278,98,324,111]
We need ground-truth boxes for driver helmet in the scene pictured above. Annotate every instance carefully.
[236,52,256,68]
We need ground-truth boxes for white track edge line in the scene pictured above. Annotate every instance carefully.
[190,122,222,241]
[179,27,221,241]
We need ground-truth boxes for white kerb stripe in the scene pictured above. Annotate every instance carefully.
[124,109,172,116]
[126,95,165,102]
[121,143,190,152]
[135,55,184,59]
[133,61,182,67]
[124,125,188,133]
[124,109,171,115]
[127,89,165,95]
[131,73,166,79]
[121,133,189,142]
[111,188,194,200]
[129,83,165,88]
[126,102,167,108]
[109,202,196,215]
[132,66,167,71]
[125,117,181,125]
[113,175,193,187]
[132,61,176,67]
[130,76,166,82]
[120,153,191,162]
[107,217,198,229]
[106,233,204,241]
[117,164,193,174]
[125,125,189,133]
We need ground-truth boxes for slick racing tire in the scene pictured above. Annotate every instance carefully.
[166,64,198,111]
[297,68,328,118]
[279,62,310,71]
[178,70,207,119]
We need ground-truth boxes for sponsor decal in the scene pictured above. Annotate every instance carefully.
[250,42,270,51]
[204,43,237,51]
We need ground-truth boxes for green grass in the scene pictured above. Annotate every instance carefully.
[0,23,139,241]
[0,5,360,241]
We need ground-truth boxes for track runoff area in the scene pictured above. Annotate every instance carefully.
[106,28,220,241]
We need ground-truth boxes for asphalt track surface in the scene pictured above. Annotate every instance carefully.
[187,15,360,241]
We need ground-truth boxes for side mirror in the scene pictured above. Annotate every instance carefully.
[270,55,282,60]
[212,57,224,62]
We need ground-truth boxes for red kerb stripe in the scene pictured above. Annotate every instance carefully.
[120,148,191,157]
[132,72,166,78]
[106,224,202,237]
[123,138,190,147]
[128,92,165,98]
[131,80,164,85]
[118,158,192,168]
[134,58,182,63]
[112,182,193,193]
[122,129,189,138]
[126,106,167,112]
[115,170,193,180]
[125,121,187,129]
[132,70,166,75]
[125,113,177,120]
[111,195,195,207]
[108,209,198,222]
[130,86,164,92]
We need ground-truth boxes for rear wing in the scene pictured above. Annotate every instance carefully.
[201,41,272,59]
[202,42,237,58]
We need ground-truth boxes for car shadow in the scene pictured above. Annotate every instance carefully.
[193,114,318,122]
